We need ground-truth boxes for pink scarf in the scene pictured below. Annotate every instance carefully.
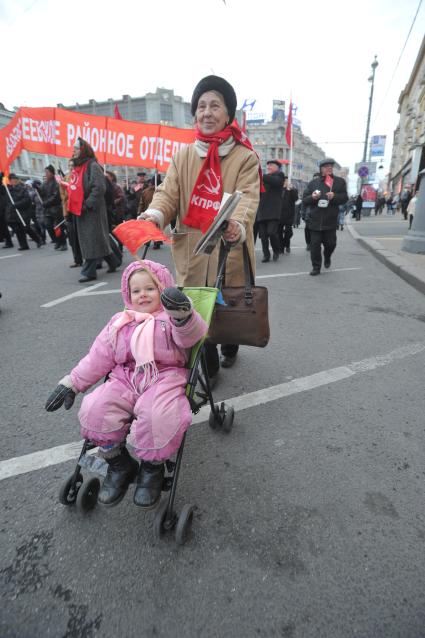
[110,310,158,392]
[183,121,264,233]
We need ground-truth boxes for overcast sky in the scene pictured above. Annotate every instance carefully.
[0,0,424,186]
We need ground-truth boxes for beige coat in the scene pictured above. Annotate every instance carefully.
[148,143,260,287]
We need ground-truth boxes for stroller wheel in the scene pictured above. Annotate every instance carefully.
[221,405,235,433]
[175,504,195,545]
[76,477,100,512]
[59,473,83,506]
[153,499,170,539]
[208,405,221,430]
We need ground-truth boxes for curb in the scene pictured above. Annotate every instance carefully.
[346,221,425,296]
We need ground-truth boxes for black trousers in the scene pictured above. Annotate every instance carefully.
[310,229,337,271]
[304,226,311,247]
[9,222,41,249]
[66,216,82,265]
[278,224,293,252]
[45,215,67,246]
[204,342,239,378]
[0,212,12,244]
[258,220,280,258]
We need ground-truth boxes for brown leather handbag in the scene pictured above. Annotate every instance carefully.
[208,242,270,347]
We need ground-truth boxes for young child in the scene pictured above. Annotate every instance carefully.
[46,260,208,509]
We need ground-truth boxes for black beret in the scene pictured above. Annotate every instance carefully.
[191,75,237,122]
[267,160,281,169]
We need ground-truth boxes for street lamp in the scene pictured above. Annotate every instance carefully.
[362,55,378,163]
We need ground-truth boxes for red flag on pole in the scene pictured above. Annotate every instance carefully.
[285,100,293,147]
[113,220,171,256]
[114,104,123,120]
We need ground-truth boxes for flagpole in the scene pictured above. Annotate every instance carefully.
[288,96,293,184]
[125,165,129,189]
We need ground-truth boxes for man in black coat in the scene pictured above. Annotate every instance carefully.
[5,174,43,250]
[256,160,284,262]
[0,172,14,248]
[302,158,348,276]
[40,165,67,250]
[279,177,298,253]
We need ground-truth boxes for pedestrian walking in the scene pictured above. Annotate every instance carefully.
[40,165,67,250]
[407,191,417,229]
[4,174,43,250]
[302,158,348,276]
[256,160,284,262]
[66,137,121,282]
[278,177,298,253]
[139,74,261,382]
[58,160,83,268]
[355,193,363,221]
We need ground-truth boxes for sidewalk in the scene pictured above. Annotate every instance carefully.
[346,214,425,295]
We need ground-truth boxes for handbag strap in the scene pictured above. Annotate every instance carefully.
[217,240,255,303]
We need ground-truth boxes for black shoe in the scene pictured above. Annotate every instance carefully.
[2,242,13,249]
[96,263,103,270]
[54,244,61,250]
[18,246,29,251]
[37,240,44,248]
[272,253,279,261]
[221,355,237,369]
[324,258,331,269]
[78,276,97,283]
[69,262,82,268]
[98,447,139,506]
[310,269,320,276]
[261,256,270,263]
[153,242,162,250]
[133,461,165,509]
[286,247,291,253]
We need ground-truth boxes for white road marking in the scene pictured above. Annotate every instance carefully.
[0,254,21,260]
[257,267,362,279]
[1,340,424,482]
[41,282,107,308]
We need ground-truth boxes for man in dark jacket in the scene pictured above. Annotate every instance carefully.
[302,158,348,276]
[0,172,14,248]
[40,165,67,250]
[279,177,298,253]
[5,174,43,250]
[256,160,284,262]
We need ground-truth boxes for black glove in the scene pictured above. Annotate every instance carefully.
[160,287,193,320]
[45,384,76,412]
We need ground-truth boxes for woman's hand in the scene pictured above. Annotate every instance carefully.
[223,219,241,243]
[137,212,160,226]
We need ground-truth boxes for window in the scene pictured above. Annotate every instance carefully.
[160,103,173,122]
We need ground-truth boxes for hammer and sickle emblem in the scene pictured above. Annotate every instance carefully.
[197,168,221,195]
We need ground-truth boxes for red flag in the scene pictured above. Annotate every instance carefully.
[113,220,171,255]
[285,100,293,148]
[114,104,123,120]
[241,111,247,133]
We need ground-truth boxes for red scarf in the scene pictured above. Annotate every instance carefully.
[183,121,264,233]
[67,162,89,216]
[324,174,334,189]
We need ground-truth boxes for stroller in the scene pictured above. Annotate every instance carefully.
[56,243,235,545]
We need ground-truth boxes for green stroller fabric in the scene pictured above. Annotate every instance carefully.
[183,287,218,369]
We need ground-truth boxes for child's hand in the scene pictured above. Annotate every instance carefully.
[161,287,193,320]
[45,375,77,412]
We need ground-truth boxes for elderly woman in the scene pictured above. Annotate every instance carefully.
[66,138,120,282]
[140,75,261,383]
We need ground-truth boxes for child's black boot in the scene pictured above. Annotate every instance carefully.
[133,461,164,509]
[98,446,139,506]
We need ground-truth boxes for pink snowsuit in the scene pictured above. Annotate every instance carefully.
[70,260,208,462]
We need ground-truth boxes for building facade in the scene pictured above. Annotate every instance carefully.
[247,120,339,192]
[389,36,425,194]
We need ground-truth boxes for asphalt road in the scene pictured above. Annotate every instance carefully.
[1,228,425,638]
[352,213,408,238]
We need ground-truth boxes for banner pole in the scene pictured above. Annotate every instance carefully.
[125,165,129,189]
[4,183,27,227]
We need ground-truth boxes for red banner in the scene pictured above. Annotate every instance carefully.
[0,107,196,174]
